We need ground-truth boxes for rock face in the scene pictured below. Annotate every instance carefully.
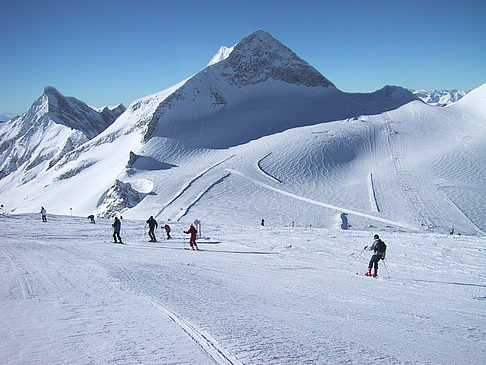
[96,180,143,218]
[216,30,335,88]
[42,86,120,139]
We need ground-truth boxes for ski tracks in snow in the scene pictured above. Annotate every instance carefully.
[226,168,416,231]
[156,155,235,221]
[117,266,243,365]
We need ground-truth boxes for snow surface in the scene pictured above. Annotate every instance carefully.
[1,213,485,364]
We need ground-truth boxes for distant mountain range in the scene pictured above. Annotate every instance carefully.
[0,113,17,122]
[0,30,484,236]
[410,89,467,106]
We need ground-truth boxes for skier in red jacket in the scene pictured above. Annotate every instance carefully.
[184,224,199,250]
[163,224,171,239]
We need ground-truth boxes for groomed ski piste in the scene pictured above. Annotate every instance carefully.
[1,213,485,364]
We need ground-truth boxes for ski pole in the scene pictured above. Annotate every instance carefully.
[382,260,390,278]
[350,249,365,264]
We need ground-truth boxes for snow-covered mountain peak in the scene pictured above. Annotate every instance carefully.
[207,46,235,66]
[43,85,62,97]
[0,87,125,181]
[217,30,335,88]
[34,86,119,139]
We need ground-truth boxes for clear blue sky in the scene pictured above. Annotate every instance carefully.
[1,0,485,114]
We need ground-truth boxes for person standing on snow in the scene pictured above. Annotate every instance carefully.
[112,217,122,244]
[163,224,171,239]
[146,216,158,242]
[364,234,386,277]
[184,224,199,250]
[87,214,96,224]
[40,207,47,222]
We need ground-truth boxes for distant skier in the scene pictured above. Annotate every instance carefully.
[450,227,455,235]
[364,234,386,277]
[146,216,158,242]
[87,214,96,224]
[163,224,171,239]
[40,207,47,222]
[112,217,122,243]
[184,224,199,250]
[261,219,265,226]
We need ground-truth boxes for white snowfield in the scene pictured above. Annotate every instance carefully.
[1,214,485,364]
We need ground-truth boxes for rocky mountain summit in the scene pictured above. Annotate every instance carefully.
[0,87,123,179]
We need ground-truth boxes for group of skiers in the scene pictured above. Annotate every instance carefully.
[37,206,386,271]
[111,215,198,250]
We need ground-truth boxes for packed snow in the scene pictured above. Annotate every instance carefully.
[1,213,485,364]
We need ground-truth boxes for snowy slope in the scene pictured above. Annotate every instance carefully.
[0,31,484,239]
[411,88,467,106]
[1,214,485,364]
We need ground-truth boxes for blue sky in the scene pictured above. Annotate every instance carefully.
[1,0,485,114]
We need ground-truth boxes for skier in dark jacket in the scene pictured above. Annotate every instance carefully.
[364,234,386,277]
[184,224,199,250]
[87,214,95,224]
[40,207,47,222]
[163,224,171,239]
[112,217,122,243]
[146,216,158,242]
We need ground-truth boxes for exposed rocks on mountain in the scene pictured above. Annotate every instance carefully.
[97,179,143,218]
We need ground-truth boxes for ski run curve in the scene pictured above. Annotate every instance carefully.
[226,168,416,231]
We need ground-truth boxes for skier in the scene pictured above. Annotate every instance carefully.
[184,224,199,250]
[146,216,158,242]
[163,224,171,239]
[112,217,123,243]
[364,234,386,277]
[261,218,265,226]
[87,214,96,224]
[40,207,47,222]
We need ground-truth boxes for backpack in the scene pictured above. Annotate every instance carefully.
[376,239,387,255]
